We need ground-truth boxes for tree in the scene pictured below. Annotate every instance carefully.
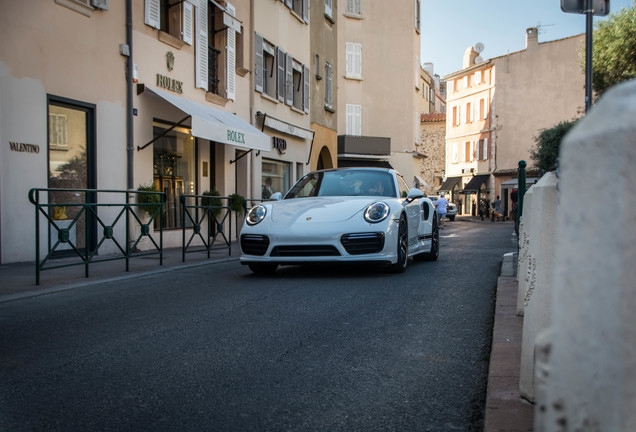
[530,120,578,172]
[591,2,636,96]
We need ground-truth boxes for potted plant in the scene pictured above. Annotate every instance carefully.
[201,189,223,217]
[137,183,162,218]
[230,193,246,214]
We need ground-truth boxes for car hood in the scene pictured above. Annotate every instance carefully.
[269,197,385,224]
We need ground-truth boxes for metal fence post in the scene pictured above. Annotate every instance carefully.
[518,160,527,220]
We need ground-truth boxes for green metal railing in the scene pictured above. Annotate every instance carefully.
[180,194,232,261]
[29,188,165,285]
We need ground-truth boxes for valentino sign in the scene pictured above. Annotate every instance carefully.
[9,141,40,153]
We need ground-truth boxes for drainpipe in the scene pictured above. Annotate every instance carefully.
[126,0,134,190]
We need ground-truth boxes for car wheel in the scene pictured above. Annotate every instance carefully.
[248,263,278,274]
[416,213,439,261]
[388,215,408,273]
[448,215,455,221]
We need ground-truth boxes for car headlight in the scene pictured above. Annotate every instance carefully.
[364,201,390,223]
[246,205,267,226]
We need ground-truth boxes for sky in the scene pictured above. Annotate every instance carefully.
[420,0,634,78]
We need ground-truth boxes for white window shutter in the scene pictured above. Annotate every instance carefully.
[303,65,310,113]
[346,43,353,76]
[182,2,194,45]
[226,29,236,100]
[254,32,263,93]
[484,98,488,118]
[470,141,475,161]
[325,62,333,107]
[325,0,332,18]
[303,0,309,23]
[452,142,458,163]
[285,54,293,106]
[224,2,236,100]
[346,104,353,134]
[276,47,286,102]
[145,0,160,29]
[483,138,488,160]
[355,44,362,77]
[195,0,208,91]
[355,105,361,135]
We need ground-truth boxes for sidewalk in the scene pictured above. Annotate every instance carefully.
[484,252,534,431]
[0,243,241,303]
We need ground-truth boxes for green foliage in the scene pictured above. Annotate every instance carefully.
[229,193,246,213]
[137,183,162,216]
[591,2,636,96]
[201,189,222,217]
[530,120,578,172]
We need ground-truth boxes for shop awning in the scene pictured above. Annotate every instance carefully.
[438,176,461,193]
[141,85,270,152]
[461,174,490,194]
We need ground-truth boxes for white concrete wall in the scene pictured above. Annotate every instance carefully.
[518,172,558,402]
[535,79,636,431]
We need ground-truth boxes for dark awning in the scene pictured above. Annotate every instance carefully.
[438,176,461,193]
[461,174,490,194]
[338,159,393,169]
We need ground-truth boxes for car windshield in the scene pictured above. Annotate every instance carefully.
[285,170,397,199]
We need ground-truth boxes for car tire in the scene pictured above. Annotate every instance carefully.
[248,263,278,274]
[448,215,455,221]
[388,214,408,273]
[416,212,439,261]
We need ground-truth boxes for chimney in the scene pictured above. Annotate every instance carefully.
[462,46,478,69]
[526,27,538,49]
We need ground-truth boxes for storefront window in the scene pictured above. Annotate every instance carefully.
[153,122,196,229]
[262,158,291,199]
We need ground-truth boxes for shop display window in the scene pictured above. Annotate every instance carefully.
[261,159,291,199]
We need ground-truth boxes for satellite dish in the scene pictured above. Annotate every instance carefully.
[474,56,483,64]
[474,42,485,53]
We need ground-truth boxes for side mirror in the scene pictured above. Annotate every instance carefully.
[270,192,282,201]
[406,188,424,202]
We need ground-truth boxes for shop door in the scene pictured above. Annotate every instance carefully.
[47,97,96,255]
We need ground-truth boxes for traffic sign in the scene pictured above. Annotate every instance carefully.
[561,0,610,16]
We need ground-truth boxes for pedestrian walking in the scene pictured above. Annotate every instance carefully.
[436,193,449,229]
[491,195,502,221]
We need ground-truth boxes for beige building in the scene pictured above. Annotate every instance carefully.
[443,28,585,216]
[251,0,312,199]
[336,0,423,185]
[308,0,338,171]
[134,0,268,247]
[0,0,128,263]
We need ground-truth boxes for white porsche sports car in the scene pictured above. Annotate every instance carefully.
[240,168,440,274]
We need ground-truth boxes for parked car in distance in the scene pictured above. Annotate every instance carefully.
[240,168,440,274]
[427,195,457,221]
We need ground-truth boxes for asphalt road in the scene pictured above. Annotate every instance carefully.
[0,220,515,431]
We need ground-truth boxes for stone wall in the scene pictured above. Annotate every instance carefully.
[417,115,446,195]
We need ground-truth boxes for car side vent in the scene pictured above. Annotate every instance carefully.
[341,232,385,255]
[240,234,270,256]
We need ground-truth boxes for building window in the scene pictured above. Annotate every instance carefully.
[475,71,482,84]
[414,0,420,32]
[292,60,303,110]
[464,141,471,162]
[477,138,488,160]
[463,76,469,89]
[346,0,361,16]
[48,113,69,150]
[452,142,459,163]
[262,158,291,199]
[145,0,193,45]
[204,3,238,99]
[152,121,196,229]
[315,54,321,79]
[467,102,472,122]
[345,42,362,79]
[325,62,334,109]
[262,40,276,98]
[346,104,362,135]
